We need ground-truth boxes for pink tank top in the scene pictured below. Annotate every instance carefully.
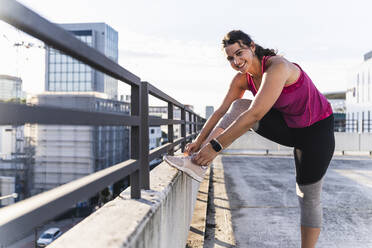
[247,56,333,128]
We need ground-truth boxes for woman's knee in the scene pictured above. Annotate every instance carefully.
[230,99,252,114]
[217,99,252,130]
[296,179,324,228]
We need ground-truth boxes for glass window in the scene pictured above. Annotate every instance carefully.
[55,64,61,72]
[55,53,61,63]
[74,63,79,71]
[49,83,55,91]
[49,64,55,73]
[86,83,91,91]
[61,83,66,91]
[79,83,85,91]
[55,73,61,82]
[80,73,85,81]
[68,63,73,71]
[73,83,79,91]
[50,73,55,82]
[86,72,91,82]
[73,73,79,82]
[61,73,67,81]
[55,83,61,91]
[67,83,73,91]
[80,63,85,71]
[50,53,55,62]
[87,36,92,44]
[67,73,73,82]
[61,54,66,63]
[61,63,67,72]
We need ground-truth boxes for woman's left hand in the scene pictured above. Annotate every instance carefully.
[192,143,219,166]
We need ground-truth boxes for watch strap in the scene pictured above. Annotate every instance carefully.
[209,138,223,152]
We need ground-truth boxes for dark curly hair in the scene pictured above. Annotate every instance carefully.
[222,30,276,61]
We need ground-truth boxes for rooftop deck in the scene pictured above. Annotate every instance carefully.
[202,154,372,248]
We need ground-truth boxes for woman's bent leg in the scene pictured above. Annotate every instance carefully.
[201,98,252,147]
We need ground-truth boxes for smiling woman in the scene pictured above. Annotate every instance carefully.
[164,30,335,248]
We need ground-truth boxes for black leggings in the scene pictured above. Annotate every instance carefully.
[256,109,335,185]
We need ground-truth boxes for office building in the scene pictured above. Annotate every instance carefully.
[324,92,346,132]
[346,50,372,132]
[0,75,28,200]
[0,75,22,101]
[205,106,214,119]
[27,92,130,194]
[45,23,119,100]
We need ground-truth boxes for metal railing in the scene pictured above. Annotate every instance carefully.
[0,0,205,245]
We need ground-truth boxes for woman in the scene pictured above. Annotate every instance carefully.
[164,30,334,248]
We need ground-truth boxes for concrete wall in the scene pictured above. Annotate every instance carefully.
[226,131,372,153]
[50,161,200,248]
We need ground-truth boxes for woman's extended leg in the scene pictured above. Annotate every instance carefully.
[293,115,335,248]
[296,179,323,248]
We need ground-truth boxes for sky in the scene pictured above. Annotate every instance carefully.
[0,0,371,116]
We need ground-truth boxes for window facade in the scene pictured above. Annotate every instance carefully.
[46,24,119,99]
[0,76,22,101]
[47,32,93,93]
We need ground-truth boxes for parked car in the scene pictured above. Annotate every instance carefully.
[37,227,62,247]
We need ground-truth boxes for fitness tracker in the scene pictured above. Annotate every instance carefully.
[209,138,223,152]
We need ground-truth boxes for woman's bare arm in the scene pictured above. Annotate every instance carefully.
[215,57,291,148]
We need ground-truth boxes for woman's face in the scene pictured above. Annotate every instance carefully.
[224,42,255,73]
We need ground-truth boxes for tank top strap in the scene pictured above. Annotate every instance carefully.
[246,73,257,95]
[261,55,273,73]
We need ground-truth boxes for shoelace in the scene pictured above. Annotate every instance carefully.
[186,154,208,170]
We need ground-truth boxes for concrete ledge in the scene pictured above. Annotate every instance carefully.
[186,167,210,247]
[49,161,202,248]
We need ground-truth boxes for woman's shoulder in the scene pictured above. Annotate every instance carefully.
[265,55,289,67]
[231,72,249,90]
[264,55,297,73]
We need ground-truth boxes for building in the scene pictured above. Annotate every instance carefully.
[0,75,29,201]
[0,75,23,101]
[27,92,130,194]
[0,176,16,207]
[25,22,131,196]
[0,75,24,160]
[205,106,214,119]
[45,23,119,100]
[324,91,346,132]
[149,106,182,139]
[346,50,372,132]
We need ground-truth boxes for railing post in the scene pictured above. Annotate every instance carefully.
[188,111,192,141]
[193,114,197,133]
[140,81,150,190]
[181,106,186,152]
[197,116,200,132]
[168,102,174,155]
[130,85,141,199]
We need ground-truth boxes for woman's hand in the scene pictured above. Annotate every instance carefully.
[192,143,218,166]
[184,141,202,155]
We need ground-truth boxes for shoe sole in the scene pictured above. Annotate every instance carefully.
[163,156,203,183]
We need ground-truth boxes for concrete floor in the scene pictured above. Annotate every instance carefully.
[220,155,372,248]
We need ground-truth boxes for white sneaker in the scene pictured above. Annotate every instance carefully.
[163,155,207,183]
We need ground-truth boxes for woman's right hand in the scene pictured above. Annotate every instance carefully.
[184,141,201,155]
